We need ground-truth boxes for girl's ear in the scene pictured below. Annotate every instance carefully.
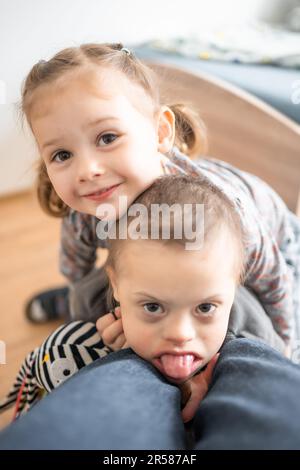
[157,106,175,153]
[105,266,120,302]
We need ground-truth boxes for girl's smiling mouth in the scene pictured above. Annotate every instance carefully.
[82,183,122,201]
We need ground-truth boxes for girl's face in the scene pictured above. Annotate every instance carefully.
[108,230,237,384]
[30,67,173,219]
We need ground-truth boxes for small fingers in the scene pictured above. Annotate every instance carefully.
[110,333,127,351]
[203,353,219,384]
[96,312,117,334]
[181,392,201,423]
[101,319,124,347]
[114,306,122,318]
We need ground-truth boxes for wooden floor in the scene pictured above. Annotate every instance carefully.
[0,191,64,429]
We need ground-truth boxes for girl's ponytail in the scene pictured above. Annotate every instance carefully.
[168,103,207,159]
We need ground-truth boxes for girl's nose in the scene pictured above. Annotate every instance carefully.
[163,313,195,345]
[77,154,105,183]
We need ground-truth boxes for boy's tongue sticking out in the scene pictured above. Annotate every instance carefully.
[154,354,203,381]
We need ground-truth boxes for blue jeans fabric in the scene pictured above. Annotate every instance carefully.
[193,339,300,449]
[1,339,300,450]
[0,349,185,450]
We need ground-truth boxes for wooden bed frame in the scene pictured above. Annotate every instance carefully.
[147,62,300,215]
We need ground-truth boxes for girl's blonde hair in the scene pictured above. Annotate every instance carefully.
[21,43,207,218]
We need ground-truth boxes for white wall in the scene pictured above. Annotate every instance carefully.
[0,0,262,195]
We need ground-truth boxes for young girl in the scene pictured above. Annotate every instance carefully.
[21,42,300,351]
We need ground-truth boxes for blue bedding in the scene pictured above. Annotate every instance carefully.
[134,45,300,124]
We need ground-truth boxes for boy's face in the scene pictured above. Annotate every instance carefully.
[108,230,237,384]
[31,67,171,220]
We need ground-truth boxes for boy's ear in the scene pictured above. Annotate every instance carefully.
[105,266,120,302]
[157,106,175,153]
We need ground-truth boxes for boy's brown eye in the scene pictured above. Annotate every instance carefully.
[196,303,216,315]
[143,303,163,314]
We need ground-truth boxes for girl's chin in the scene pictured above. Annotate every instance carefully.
[94,201,129,221]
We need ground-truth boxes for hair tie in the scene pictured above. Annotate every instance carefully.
[120,47,131,56]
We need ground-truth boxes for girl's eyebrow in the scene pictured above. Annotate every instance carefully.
[42,116,119,150]
[199,294,226,303]
[42,137,64,150]
[84,116,119,129]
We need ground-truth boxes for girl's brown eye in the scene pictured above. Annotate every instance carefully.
[98,133,118,146]
[52,151,71,163]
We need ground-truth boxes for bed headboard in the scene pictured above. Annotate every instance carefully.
[146,62,300,215]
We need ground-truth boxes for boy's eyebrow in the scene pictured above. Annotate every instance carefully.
[42,116,119,150]
[133,291,164,301]
[134,291,226,303]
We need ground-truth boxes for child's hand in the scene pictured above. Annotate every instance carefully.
[180,353,219,423]
[284,343,291,359]
[96,307,129,351]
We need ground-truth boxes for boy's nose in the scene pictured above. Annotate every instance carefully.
[163,313,195,345]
